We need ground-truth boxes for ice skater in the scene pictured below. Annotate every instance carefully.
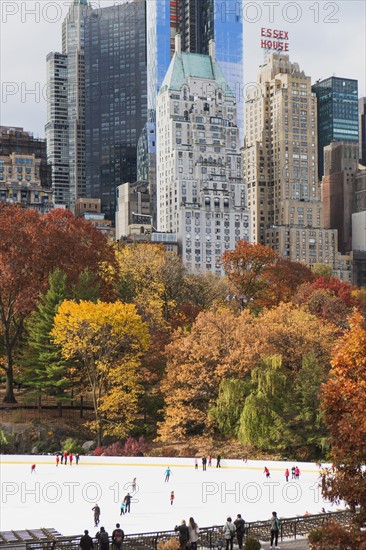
[131,477,137,492]
[164,467,171,482]
[285,468,289,482]
[194,458,198,470]
[69,453,73,466]
[76,453,80,465]
[56,455,60,467]
[92,504,101,527]
[264,466,270,479]
[170,491,174,505]
[216,455,221,468]
[120,501,126,516]
[124,492,131,513]
[31,464,36,474]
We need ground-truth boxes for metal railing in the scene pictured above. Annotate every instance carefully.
[0,510,355,549]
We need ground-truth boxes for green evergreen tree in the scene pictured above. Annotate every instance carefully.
[71,269,100,303]
[20,269,73,399]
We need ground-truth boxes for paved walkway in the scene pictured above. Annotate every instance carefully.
[259,538,310,549]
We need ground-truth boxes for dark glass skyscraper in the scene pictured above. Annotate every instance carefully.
[359,97,366,166]
[312,76,359,178]
[84,0,147,219]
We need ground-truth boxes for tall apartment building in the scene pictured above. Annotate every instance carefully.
[312,77,359,179]
[84,0,147,220]
[359,97,366,166]
[46,0,92,209]
[157,37,250,274]
[242,53,351,278]
[45,53,69,205]
[322,141,359,254]
[147,0,244,135]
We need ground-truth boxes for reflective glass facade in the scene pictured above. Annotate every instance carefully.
[84,1,147,220]
[359,97,366,166]
[312,77,358,178]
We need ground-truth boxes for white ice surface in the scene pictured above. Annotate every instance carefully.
[0,455,342,536]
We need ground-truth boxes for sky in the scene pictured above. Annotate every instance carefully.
[0,0,365,138]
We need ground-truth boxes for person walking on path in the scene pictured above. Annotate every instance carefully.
[96,527,109,550]
[270,511,280,549]
[216,455,221,468]
[223,517,236,550]
[264,466,270,478]
[124,493,131,513]
[164,467,171,482]
[112,523,124,550]
[31,464,36,474]
[92,504,101,527]
[285,468,289,482]
[170,491,175,506]
[234,514,245,550]
[80,530,93,550]
[174,520,189,550]
[188,517,199,550]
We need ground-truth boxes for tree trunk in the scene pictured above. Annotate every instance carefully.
[3,355,17,403]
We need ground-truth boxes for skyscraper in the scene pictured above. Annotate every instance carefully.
[156,37,250,274]
[45,52,69,205]
[359,97,366,166]
[46,0,91,209]
[147,0,244,137]
[84,0,147,220]
[242,53,352,280]
[312,77,359,179]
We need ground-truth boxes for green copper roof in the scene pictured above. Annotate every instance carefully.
[159,51,234,98]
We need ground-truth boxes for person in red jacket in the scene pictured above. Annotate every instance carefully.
[295,466,300,479]
[56,455,60,467]
[285,468,289,482]
[64,451,68,465]
[69,453,73,466]
[264,466,270,479]
[31,464,36,474]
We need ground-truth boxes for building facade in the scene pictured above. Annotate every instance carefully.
[147,0,244,136]
[312,77,359,179]
[157,37,250,274]
[359,97,366,166]
[0,152,53,212]
[322,141,359,254]
[45,53,69,206]
[84,0,147,220]
[242,53,351,280]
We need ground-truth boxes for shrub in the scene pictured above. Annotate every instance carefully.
[157,538,179,550]
[93,442,124,456]
[308,528,323,544]
[122,436,149,456]
[61,437,84,454]
[245,537,261,550]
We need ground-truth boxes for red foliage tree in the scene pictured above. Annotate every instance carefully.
[0,205,115,402]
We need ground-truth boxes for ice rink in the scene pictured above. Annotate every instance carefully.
[0,455,340,536]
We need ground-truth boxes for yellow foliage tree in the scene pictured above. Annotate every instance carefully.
[51,300,149,445]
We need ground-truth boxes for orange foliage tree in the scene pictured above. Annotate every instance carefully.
[320,312,366,530]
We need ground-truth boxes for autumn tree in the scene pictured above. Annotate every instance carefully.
[222,241,278,309]
[0,206,114,402]
[52,300,149,445]
[320,312,366,529]
[158,308,252,441]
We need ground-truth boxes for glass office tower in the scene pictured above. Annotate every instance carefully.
[84,0,147,220]
[312,77,359,178]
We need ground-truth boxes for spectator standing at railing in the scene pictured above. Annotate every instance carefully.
[188,517,199,550]
[112,523,124,550]
[234,514,245,550]
[96,527,109,550]
[174,520,189,550]
[270,511,280,549]
[80,530,93,550]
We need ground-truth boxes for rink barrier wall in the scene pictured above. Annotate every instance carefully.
[0,510,355,549]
